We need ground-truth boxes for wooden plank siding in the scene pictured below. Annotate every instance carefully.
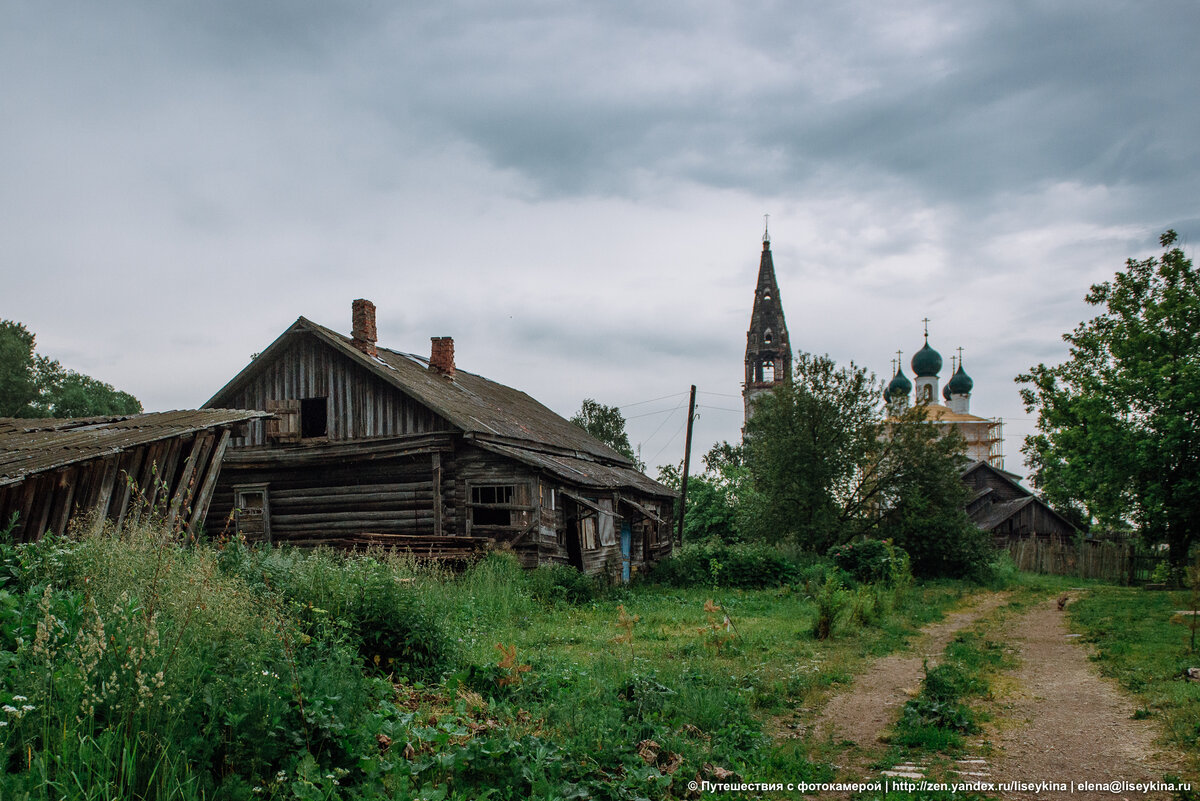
[220,337,451,447]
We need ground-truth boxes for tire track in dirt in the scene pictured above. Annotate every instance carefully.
[813,591,1011,751]
[985,597,1191,800]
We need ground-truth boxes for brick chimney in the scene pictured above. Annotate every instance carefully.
[429,336,455,379]
[351,299,377,357]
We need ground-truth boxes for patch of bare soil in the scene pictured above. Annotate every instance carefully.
[986,597,1190,800]
[813,591,1010,750]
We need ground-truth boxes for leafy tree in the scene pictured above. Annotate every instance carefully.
[657,442,748,543]
[570,398,643,469]
[0,321,39,416]
[742,353,883,551]
[1018,231,1200,566]
[742,351,993,577]
[48,371,141,417]
[0,319,141,418]
[879,411,991,579]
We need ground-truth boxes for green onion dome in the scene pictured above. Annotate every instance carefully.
[911,341,942,377]
[947,363,974,395]
[886,367,913,401]
[943,382,952,401]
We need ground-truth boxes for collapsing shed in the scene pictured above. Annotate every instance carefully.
[0,410,267,541]
[202,300,675,577]
[962,460,1077,544]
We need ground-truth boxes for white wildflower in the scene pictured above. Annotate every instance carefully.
[11,696,26,702]
[2,705,17,714]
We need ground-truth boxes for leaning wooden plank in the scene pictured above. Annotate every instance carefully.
[187,428,233,534]
[166,431,214,530]
[89,455,123,536]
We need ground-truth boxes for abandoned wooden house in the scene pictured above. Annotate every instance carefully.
[962,460,1077,545]
[0,410,267,541]
[201,300,675,577]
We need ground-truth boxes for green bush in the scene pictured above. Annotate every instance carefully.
[528,563,597,605]
[808,573,848,639]
[828,539,909,585]
[649,542,800,588]
[0,524,379,799]
[218,543,457,681]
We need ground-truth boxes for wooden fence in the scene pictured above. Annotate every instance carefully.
[1005,538,1149,584]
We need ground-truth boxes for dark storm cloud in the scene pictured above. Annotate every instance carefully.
[361,0,1200,214]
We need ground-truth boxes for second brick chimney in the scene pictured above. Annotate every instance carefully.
[429,336,455,379]
[351,299,377,357]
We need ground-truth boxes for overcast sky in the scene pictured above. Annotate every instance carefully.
[3,1,1197,478]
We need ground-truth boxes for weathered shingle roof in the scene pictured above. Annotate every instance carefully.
[205,317,673,497]
[0,410,268,487]
[475,440,672,497]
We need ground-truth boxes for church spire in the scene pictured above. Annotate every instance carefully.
[744,222,792,421]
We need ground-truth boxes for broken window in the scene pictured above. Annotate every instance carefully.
[762,361,775,382]
[469,483,531,528]
[301,397,328,439]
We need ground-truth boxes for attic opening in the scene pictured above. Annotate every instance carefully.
[764,329,774,345]
[301,397,328,438]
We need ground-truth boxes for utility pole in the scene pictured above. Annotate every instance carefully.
[676,384,697,545]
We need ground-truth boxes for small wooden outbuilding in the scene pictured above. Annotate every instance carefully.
[0,410,266,541]
[962,460,1077,544]
[202,300,674,577]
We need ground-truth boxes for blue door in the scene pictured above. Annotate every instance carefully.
[620,522,632,582]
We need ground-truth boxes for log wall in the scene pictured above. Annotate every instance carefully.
[208,437,458,545]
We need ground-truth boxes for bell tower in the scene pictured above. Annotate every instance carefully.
[744,219,792,421]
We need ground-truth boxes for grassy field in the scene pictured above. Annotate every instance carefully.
[1069,584,1200,780]
[0,523,981,801]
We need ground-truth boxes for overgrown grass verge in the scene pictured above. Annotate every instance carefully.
[1069,585,1200,777]
[888,630,1012,751]
[0,519,987,800]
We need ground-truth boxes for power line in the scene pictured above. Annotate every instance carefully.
[697,390,741,399]
[625,406,682,420]
[649,417,688,466]
[618,391,688,410]
[697,404,742,413]
[638,397,686,447]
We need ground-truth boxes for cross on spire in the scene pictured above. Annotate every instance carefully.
[922,317,930,341]
[762,213,770,244]
[957,346,964,366]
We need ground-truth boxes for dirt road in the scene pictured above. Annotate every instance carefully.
[810,591,1194,798]
[986,597,1188,800]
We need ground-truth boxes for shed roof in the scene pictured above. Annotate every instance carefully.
[0,410,268,487]
[474,440,674,498]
